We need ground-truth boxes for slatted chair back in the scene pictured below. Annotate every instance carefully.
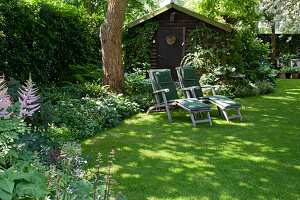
[176,66,204,98]
[149,69,179,104]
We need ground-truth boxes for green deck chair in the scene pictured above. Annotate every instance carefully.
[176,66,243,123]
[147,69,213,127]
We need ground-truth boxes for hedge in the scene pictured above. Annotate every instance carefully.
[0,0,101,83]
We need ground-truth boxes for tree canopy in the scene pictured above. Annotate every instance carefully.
[184,0,260,30]
[61,0,159,24]
[260,0,300,33]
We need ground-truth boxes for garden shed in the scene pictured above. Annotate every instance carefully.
[127,2,232,79]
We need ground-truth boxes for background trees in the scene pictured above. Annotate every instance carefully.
[0,0,158,87]
[260,0,300,63]
[0,0,298,91]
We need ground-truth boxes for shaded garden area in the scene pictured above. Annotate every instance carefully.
[1,0,299,199]
[82,79,300,200]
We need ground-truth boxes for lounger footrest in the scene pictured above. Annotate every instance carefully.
[227,115,241,119]
[175,98,211,111]
[203,95,242,108]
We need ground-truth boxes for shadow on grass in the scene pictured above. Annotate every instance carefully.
[82,80,300,200]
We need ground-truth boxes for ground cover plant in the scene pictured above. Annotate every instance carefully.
[82,79,300,200]
[0,76,127,199]
[39,69,153,140]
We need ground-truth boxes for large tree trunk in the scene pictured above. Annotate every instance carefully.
[100,0,128,93]
[271,23,276,65]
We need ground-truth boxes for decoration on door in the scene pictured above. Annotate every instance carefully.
[166,35,176,46]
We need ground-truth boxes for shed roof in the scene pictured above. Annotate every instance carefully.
[127,3,232,32]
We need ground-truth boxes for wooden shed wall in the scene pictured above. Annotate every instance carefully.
[141,8,226,69]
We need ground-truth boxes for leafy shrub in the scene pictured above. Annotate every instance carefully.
[183,25,245,82]
[182,25,276,97]
[277,53,297,68]
[53,99,109,140]
[291,67,300,73]
[39,84,86,104]
[0,76,125,200]
[281,67,292,73]
[52,95,140,140]
[81,82,111,98]
[124,69,152,96]
[123,22,159,71]
[216,81,275,98]
[0,0,101,84]
[65,63,103,84]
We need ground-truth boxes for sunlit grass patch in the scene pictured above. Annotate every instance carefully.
[82,79,300,200]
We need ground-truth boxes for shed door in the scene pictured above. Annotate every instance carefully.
[157,27,185,80]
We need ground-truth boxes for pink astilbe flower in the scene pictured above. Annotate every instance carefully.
[18,74,40,118]
[0,77,12,119]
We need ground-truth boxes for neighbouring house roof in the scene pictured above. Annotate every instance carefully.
[127,3,232,32]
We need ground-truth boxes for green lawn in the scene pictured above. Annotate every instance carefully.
[82,79,300,200]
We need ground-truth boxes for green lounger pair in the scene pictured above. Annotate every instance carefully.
[147,69,213,127]
[176,66,242,123]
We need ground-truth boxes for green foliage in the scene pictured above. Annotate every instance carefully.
[183,25,244,83]
[1,76,126,199]
[81,82,110,98]
[281,67,292,73]
[239,28,272,82]
[125,0,159,24]
[0,166,50,200]
[258,34,300,62]
[277,52,297,68]
[183,25,275,97]
[123,22,159,71]
[52,99,107,140]
[124,69,152,96]
[0,0,101,83]
[184,0,260,30]
[216,80,276,98]
[260,0,299,33]
[67,63,102,84]
[52,96,140,140]
[39,72,153,140]
[291,67,300,73]
[63,0,159,24]
[0,116,25,165]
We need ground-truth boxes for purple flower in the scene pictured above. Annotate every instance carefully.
[0,78,12,119]
[71,169,86,179]
[18,74,40,118]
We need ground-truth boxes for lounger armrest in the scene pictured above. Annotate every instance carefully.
[202,85,221,89]
[153,89,170,108]
[179,86,201,91]
[179,86,200,98]
[201,85,221,95]
[153,89,169,94]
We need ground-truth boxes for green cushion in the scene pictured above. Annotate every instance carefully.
[153,70,173,84]
[150,69,179,104]
[204,95,242,108]
[182,66,198,80]
[176,98,211,111]
[178,66,204,98]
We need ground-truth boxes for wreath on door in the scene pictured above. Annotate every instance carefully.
[166,35,176,45]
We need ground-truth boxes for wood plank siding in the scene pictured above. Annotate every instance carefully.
[145,8,225,69]
[127,3,231,75]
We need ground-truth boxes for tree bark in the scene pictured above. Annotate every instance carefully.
[271,23,276,65]
[100,0,127,93]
